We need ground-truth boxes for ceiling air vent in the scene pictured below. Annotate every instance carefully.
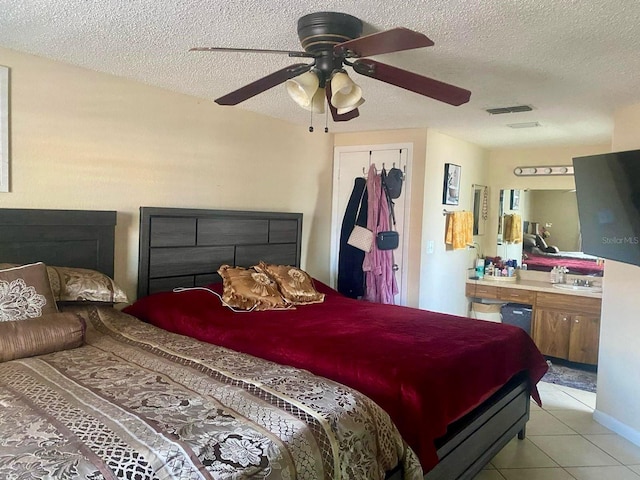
[507,121,541,129]
[486,105,533,115]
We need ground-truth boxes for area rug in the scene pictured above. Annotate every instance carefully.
[541,359,597,393]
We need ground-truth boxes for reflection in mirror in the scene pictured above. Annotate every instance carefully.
[496,189,523,263]
[472,184,488,235]
[498,189,604,276]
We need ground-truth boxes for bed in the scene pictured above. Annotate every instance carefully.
[129,207,549,480]
[0,208,422,479]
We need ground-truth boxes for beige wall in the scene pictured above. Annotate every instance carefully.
[419,130,490,315]
[334,129,427,307]
[1,47,334,301]
[530,190,580,251]
[594,102,640,445]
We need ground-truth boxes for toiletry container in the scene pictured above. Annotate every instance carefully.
[475,259,485,279]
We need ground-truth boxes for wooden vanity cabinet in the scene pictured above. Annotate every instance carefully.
[533,292,601,365]
[466,282,602,365]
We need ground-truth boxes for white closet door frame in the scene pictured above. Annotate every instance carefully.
[330,142,413,306]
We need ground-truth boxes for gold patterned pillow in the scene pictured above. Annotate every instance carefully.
[0,264,128,304]
[0,263,58,322]
[255,262,325,305]
[218,265,288,311]
[0,312,86,362]
[47,266,129,304]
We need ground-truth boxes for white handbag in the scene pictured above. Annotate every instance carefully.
[347,224,374,252]
[347,187,373,252]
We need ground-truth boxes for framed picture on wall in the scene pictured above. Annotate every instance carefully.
[0,65,8,193]
[510,189,521,210]
[442,163,461,205]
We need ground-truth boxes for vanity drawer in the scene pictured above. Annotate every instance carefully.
[536,292,601,315]
[465,283,499,299]
[498,287,535,304]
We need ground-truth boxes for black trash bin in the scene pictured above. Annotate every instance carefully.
[501,303,532,336]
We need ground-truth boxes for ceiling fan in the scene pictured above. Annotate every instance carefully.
[190,12,471,124]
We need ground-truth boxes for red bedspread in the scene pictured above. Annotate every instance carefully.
[123,282,548,471]
[524,252,604,275]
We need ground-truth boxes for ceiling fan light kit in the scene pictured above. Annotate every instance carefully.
[192,11,471,128]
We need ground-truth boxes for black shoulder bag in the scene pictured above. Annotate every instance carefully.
[376,169,399,250]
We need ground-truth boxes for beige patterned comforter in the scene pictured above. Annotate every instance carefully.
[0,306,422,480]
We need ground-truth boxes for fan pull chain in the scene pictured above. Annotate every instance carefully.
[324,101,329,133]
[309,107,314,132]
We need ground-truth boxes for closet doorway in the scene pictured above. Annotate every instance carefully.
[330,143,412,305]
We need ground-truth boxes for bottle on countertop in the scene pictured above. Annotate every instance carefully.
[475,258,485,279]
[487,262,494,276]
[558,266,566,284]
[550,266,558,284]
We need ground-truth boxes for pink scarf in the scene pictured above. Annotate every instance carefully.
[362,164,398,304]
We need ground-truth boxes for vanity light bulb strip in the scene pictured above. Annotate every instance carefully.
[513,165,574,176]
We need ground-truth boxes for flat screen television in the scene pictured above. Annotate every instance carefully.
[573,149,640,268]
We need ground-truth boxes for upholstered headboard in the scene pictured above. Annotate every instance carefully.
[0,208,117,276]
[137,207,303,298]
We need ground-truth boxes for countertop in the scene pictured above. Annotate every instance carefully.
[466,276,603,299]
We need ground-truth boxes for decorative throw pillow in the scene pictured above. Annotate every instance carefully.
[47,266,129,304]
[523,233,537,249]
[255,262,325,305]
[535,234,548,250]
[218,264,288,311]
[0,263,58,322]
[0,264,128,304]
[0,312,86,362]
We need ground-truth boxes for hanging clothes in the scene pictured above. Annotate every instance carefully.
[337,177,368,298]
[363,164,398,304]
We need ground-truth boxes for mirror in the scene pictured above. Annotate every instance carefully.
[497,189,604,276]
[472,184,488,235]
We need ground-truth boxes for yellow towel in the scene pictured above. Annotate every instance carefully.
[504,214,523,243]
[445,211,473,250]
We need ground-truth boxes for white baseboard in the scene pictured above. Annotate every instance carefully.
[593,409,640,447]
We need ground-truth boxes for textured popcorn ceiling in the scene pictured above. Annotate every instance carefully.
[2,0,640,147]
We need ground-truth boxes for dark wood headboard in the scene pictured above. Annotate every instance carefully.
[0,208,117,276]
[137,207,303,298]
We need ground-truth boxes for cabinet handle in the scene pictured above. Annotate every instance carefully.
[563,317,568,322]
[575,319,579,323]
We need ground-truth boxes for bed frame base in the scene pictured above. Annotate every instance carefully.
[389,372,530,480]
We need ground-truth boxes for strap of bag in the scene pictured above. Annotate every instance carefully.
[380,169,396,227]
[354,183,367,226]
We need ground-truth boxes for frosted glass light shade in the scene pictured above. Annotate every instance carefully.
[285,71,319,108]
[330,71,362,109]
[308,87,325,113]
[337,97,364,114]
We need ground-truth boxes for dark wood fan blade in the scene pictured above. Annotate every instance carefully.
[334,27,434,57]
[215,63,312,106]
[190,47,314,58]
[352,59,471,106]
[325,82,360,122]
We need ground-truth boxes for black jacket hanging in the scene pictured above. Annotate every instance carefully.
[338,177,368,298]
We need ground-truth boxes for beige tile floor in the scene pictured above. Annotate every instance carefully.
[474,381,640,479]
